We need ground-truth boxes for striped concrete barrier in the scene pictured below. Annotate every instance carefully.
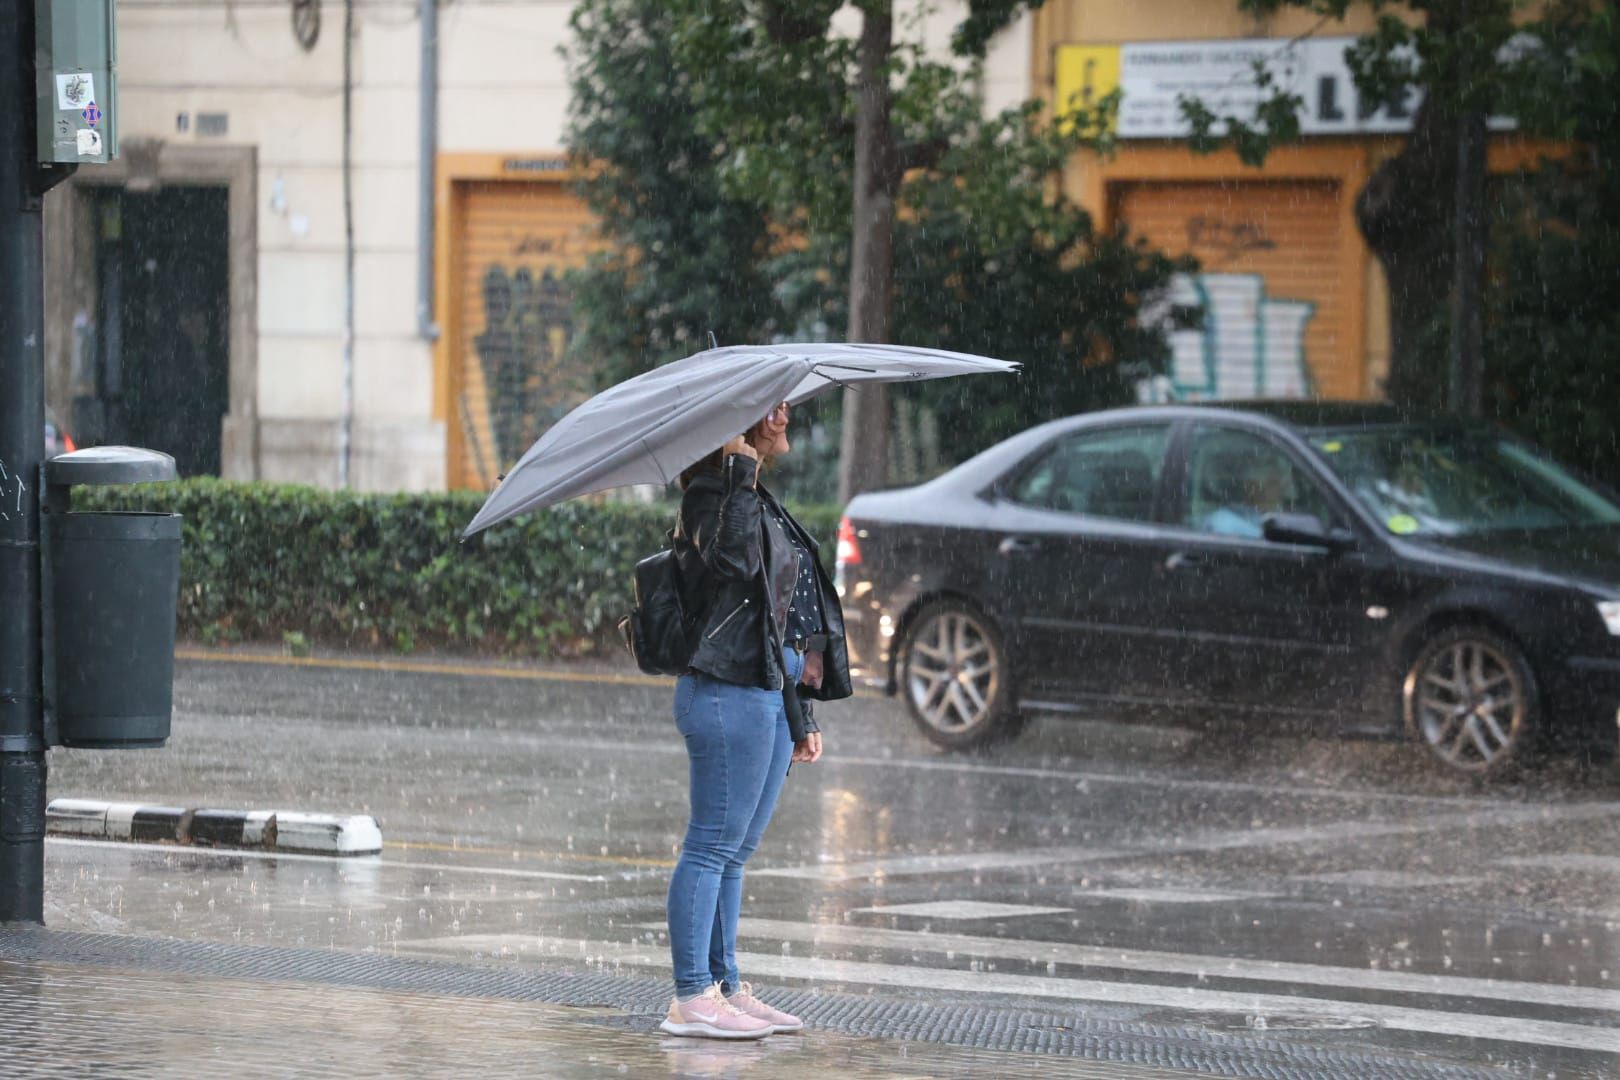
[46,799,382,856]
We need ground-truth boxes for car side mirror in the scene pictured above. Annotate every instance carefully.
[1263,512,1353,551]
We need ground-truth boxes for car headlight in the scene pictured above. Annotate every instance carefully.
[1599,601,1620,636]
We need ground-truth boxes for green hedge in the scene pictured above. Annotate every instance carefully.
[76,479,841,657]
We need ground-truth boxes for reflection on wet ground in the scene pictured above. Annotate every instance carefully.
[37,655,1620,1076]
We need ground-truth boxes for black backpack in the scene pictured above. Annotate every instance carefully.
[618,535,698,676]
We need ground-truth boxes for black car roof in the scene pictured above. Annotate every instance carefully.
[1087,401,1459,435]
[1206,400,1423,429]
[892,401,1480,504]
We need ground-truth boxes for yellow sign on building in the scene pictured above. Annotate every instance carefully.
[1054,44,1121,128]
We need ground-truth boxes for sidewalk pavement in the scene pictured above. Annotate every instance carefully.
[0,935,1185,1080]
[1,920,1523,1080]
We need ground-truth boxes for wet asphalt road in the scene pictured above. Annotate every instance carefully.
[41,652,1620,1076]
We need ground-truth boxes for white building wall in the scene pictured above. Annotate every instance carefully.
[112,0,1030,492]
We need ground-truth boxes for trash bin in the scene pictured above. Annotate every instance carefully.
[42,447,180,749]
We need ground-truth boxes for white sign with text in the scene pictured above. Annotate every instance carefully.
[1115,36,1418,138]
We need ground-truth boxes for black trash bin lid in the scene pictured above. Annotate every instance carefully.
[45,446,177,489]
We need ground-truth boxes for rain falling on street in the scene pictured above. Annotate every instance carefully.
[28,652,1620,1076]
[7,0,1620,1076]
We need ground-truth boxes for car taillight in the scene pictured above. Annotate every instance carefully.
[836,516,862,566]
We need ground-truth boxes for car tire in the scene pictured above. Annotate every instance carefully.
[1404,625,1541,778]
[898,600,1022,750]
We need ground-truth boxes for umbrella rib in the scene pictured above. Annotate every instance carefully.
[804,367,861,395]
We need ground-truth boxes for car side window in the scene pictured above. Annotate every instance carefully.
[1008,426,1171,522]
[1183,427,1334,539]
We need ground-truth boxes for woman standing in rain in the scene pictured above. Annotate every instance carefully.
[659,399,851,1040]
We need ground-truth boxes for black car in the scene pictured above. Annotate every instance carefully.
[837,403,1620,776]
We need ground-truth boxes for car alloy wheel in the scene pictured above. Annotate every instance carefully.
[1407,633,1530,774]
[904,606,1003,741]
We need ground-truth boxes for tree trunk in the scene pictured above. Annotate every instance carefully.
[838,6,897,504]
[1355,2,1497,415]
[1355,93,1459,411]
[1449,109,1487,417]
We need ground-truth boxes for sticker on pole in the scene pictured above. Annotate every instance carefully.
[77,129,103,157]
[56,73,95,110]
[81,101,102,128]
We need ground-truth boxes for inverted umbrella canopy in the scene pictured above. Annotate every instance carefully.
[461,343,1019,538]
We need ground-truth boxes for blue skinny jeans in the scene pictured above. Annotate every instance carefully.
[667,648,801,999]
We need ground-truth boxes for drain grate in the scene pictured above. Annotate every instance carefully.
[0,928,1506,1080]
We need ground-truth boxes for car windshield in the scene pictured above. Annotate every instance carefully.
[1309,427,1620,537]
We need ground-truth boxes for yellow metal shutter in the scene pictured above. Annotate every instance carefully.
[1112,179,1357,400]
[451,180,597,490]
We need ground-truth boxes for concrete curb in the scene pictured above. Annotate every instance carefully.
[46,799,382,856]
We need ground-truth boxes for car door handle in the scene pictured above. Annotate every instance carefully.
[998,535,1044,557]
[1164,551,1208,571]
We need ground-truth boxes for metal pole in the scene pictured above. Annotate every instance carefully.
[338,0,355,488]
[416,0,439,342]
[0,0,49,925]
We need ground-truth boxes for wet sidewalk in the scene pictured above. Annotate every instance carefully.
[0,926,1511,1080]
[1,959,1168,1080]
[0,933,1184,1080]
[25,655,1612,1077]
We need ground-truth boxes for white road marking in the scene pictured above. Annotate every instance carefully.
[45,837,607,882]
[400,933,565,959]
[491,734,1503,809]
[409,932,1620,1054]
[719,919,1620,1014]
[381,858,608,884]
[752,801,1620,883]
[753,847,1114,882]
[1082,888,1273,904]
[1497,854,1620,874]
[852,900,1072,919]
[827,752,1507,809]
[1296,870,1478,889]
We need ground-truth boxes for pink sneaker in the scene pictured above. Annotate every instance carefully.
[659,984,774,1040]
[725,981,804,1034]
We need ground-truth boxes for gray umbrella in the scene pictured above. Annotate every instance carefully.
[461,343,1018,537]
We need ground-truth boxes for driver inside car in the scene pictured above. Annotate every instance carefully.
[1202,455,1291,538]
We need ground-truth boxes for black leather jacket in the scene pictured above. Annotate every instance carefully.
[674,454,852,718]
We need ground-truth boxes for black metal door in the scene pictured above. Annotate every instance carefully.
[93,186,230,476]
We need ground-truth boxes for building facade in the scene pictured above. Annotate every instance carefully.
[42,0,1032,492]
[1033,2,1561,408]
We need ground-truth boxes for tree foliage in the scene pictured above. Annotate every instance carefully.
[1174,0,1559,410]
[1194,0,1528,163]
[564,0,785,387]
[1483,2,1620,484]
[1183,0,1620,480]
[892,102,1185,448]
[565,0,1184,497]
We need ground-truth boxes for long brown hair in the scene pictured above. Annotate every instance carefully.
[677,418,780,490]
[678,448,726,490]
